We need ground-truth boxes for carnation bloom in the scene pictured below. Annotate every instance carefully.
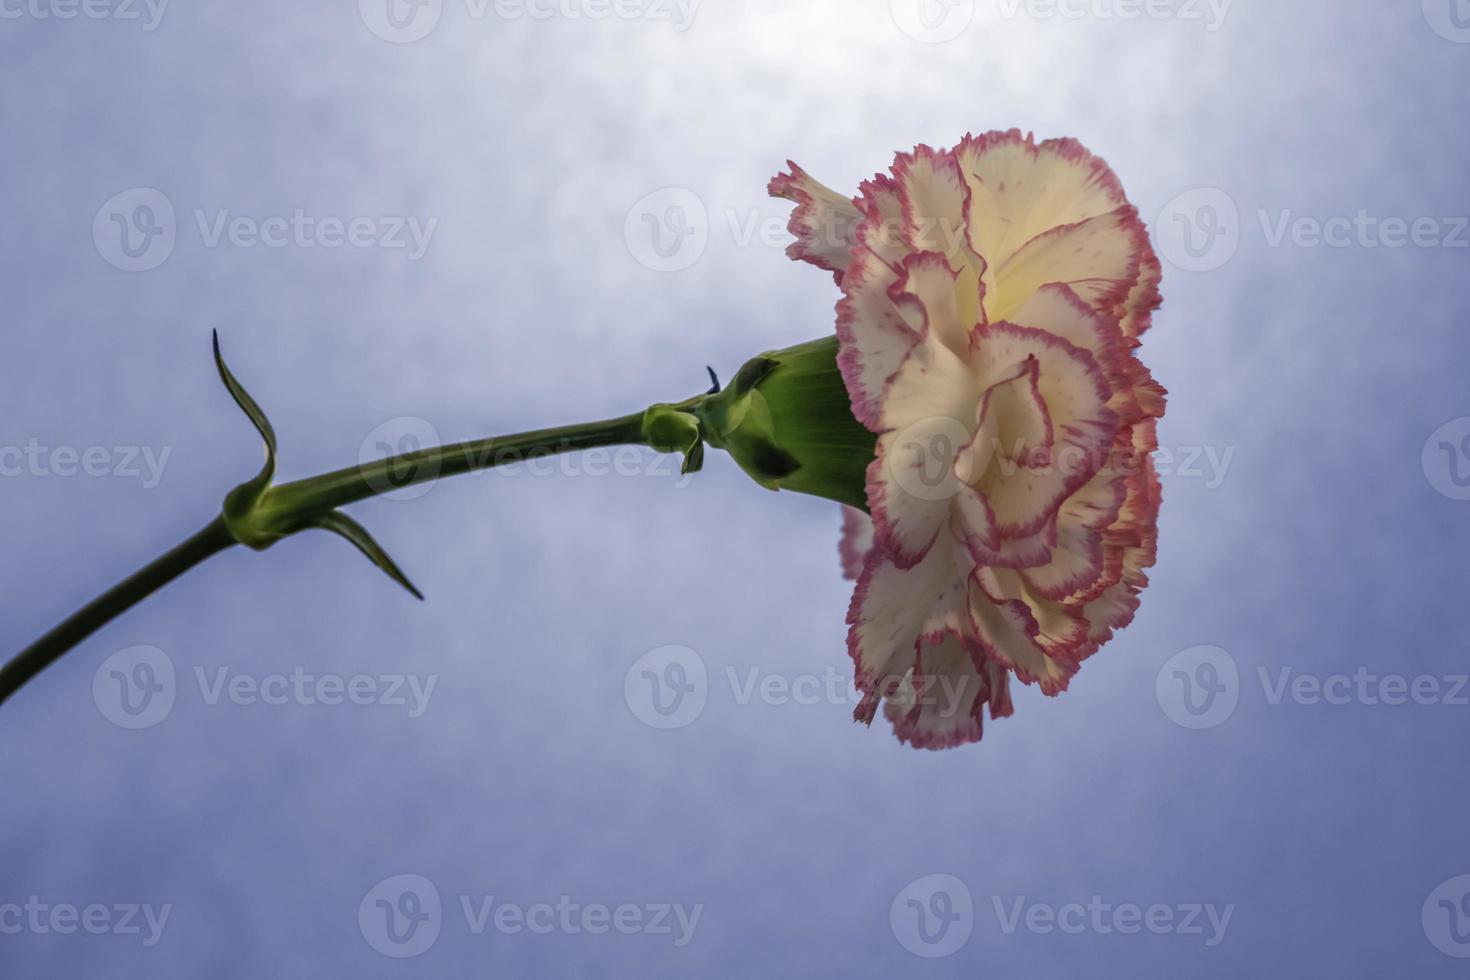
[769,131,1166,749]
[0,131,1166,734]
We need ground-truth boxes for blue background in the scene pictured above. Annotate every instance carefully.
[3,0,1469,975]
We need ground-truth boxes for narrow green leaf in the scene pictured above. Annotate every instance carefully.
[311,510,425,601]
[681,441,705,476]
[212,330,277,492]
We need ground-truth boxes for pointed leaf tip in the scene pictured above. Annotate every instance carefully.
[212,331,278,490]
[312,510,425,601]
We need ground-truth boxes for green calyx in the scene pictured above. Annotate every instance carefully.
[696,336,875,511]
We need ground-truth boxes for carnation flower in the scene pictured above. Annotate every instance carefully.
[766,131,1167,749]
[3,132,1166,745]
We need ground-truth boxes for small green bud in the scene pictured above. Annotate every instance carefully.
[699,336,874,510]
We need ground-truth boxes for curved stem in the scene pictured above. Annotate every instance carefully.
[0,518,236,707]
[0,406,679,709]
[257,410,652,526]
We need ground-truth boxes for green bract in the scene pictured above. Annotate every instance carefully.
[697,337,874,511]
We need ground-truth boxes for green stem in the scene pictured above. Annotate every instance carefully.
[0,518,236,707]
[259,410,650,523]
[0,407,675,709]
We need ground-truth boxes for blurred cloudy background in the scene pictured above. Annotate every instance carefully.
[2,0,1469,975]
